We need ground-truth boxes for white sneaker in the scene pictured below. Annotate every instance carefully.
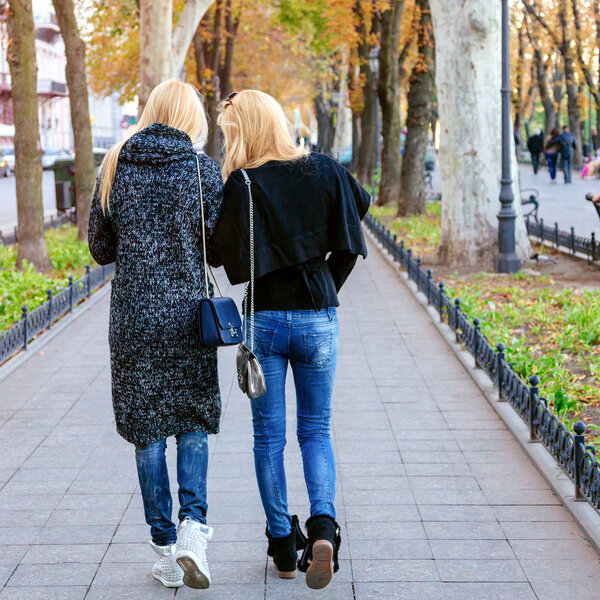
[149,541,184,588]
[175,518,213,589]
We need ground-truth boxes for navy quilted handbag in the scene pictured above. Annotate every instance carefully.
[199,296,242,346]
[195,155,242,347]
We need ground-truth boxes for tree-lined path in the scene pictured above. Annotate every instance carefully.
[0,237,599,599]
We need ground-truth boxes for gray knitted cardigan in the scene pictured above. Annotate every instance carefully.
[88,123,223,446]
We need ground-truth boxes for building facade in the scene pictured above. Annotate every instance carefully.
[0,9,122,150]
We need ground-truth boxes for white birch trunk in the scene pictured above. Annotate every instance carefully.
[429,0,530,268]
[139,0,172,113]
[139,0,215,113]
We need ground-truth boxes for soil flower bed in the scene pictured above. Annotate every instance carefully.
[370,204,600,439]
[0,226,96,330]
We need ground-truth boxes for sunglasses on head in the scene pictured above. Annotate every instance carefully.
[222,91,238,107]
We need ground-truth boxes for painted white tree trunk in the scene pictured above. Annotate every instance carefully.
[139,0,215,112]
[172,0,215,77]
[139,0,172,113]
[429,0,530,268]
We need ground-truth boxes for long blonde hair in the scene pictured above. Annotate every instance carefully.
[99,79,208,211]
[217,90,308,179]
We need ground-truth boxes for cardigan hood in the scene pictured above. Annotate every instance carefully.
[119,122,196,166]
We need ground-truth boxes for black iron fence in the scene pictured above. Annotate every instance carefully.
[365,212,600,511]
[526,216,600,262]
[0,210,76,247]
[0,262,114,365]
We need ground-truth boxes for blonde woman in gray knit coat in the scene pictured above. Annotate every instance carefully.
[88,80,222,590]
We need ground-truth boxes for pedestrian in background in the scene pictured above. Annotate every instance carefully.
[526,130,544,175]
[544,127,560,184]
[557,125,577,184]
[88,80,223,591]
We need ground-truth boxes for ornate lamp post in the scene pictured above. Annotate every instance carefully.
[497,0,521,273]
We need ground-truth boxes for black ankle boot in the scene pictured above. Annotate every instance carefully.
[297,515,341,590]
[266,515,307,579]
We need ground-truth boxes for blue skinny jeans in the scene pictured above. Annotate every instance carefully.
[249,308,338,538]
[135,431,208,546]
[546,152,558,181]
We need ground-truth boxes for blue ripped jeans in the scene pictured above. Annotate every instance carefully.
[135,431,208,546]
[249,308,338,538]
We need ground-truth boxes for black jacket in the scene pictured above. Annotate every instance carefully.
[527,134,544,155]
[214,152,370,309]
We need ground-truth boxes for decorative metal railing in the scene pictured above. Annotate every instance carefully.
[365,211,600,511]
[0,210,75,247]
[526,216,600,262]
[0,263,114,365]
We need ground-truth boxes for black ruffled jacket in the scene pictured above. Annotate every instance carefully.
[214,152,370,310]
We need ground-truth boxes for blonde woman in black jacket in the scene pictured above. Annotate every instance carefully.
[214,90,369,589]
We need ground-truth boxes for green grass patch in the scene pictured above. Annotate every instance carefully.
[0,226,95,330]
[371,202,441,256]
[370,206,600,430]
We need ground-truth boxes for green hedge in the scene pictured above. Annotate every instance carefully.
[0,226,96,330]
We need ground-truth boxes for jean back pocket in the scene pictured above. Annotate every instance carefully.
[303,332,334,368]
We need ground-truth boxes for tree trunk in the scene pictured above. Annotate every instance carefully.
[377,0,404,207]
[139,0,215,112]
[559,3,582,166]
[522,0,581,163]
[397,0,434,216]
[218,0,238,98]
[333,56,351,157]
[52,0,95,242]
[354,0,378,186]
[525,17,556,135]
[513,25,524,160]
[350,111,361,172]
[7,0,52,271]
[200,1,223,159]
[139,0,172,114]
[571,0,600,116]
[552,62,563,114]
[172,0,216,78]
[315,85,334,154]
[429,0,529,268]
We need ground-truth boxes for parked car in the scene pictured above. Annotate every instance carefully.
[0,146,14,173]
[42,148,72,170]
[0,151,8,177]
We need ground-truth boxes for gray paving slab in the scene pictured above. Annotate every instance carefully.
[0,234,599,599]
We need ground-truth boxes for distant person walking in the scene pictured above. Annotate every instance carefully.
[556,125,577,184]
[526,130,544,175]
[544,127,560,184]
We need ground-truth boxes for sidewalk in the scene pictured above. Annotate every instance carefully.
[518,164,600,237]
[0,235,599,599]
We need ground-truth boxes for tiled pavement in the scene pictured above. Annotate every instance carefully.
[0,235,599,599]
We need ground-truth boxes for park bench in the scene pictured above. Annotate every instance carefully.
[586,193,600,220]
[521,188,539,221]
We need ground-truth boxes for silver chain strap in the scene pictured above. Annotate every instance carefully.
[241,170,255,352]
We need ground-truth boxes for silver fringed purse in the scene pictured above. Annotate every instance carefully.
[236,169,266,400]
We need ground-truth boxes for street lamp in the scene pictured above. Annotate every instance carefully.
[497,0,521,273]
